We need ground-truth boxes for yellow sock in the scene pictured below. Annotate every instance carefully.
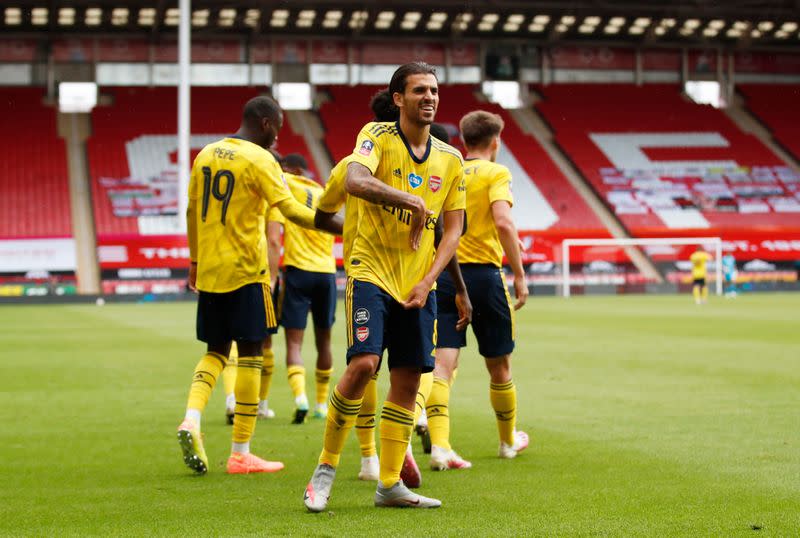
[319,387,362,467]
[259,348,275,400]
[287,365,306,399]
[415,372,434,424]
[693,286,701,303]
[427,376,451,450]
[355,374,378,457]
[489,380,517,446]
[222,354,237,396]
[232,356,262,444]
[186,352,226,412]
[701,286,709,302]
[315,367,333,406]
[379,401,414,487]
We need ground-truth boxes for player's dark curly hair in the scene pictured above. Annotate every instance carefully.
[369,89,399,122]
[389,61,438,97]
[242,95,281,125]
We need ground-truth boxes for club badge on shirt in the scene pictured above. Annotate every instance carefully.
[356,326,369,342]
[429,175,442,192]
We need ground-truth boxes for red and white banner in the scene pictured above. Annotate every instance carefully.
[97,235,189,269]
[0,238,76,273]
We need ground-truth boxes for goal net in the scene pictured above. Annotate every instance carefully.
[560,237,723,297]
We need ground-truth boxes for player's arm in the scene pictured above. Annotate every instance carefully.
[314,209,344,235]
[345,161,431,251]
[266,217,283,290]
[403,209,464,309]
[186,166,199,292]
[492,200,528,310]
[434,218,471,329]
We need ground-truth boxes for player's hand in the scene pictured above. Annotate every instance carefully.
[188,262,198,293]
[513,275,528,310]
[407,195,433,251]
[455,290,472,331]
[403,280,431,309]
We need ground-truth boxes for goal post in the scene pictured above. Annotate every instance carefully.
[561,237,723,298]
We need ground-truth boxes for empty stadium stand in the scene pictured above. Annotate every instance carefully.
[739,84,800,162]
[0,88,72,239]
[534,84,800,243]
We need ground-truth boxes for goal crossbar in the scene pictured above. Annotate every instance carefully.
[562,237,723,297]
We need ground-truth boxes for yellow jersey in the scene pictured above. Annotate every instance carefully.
[690,250,711,280]
[268,173,336,274]
[457,159,514,267]
[348,121,466,302]
[187,137,292,293]
[317,155,360,271]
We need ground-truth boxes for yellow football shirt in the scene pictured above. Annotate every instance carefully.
[187,137,292,293]
[456,159,514,267]
[348,121,466,302]
[690,250,711,279]
[317,155,360,271]
[268,173,336,274]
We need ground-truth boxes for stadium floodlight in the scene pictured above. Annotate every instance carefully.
[660,18,676,27]
[502,22,520,32]
[750,29,762,37]
[609,17,625,27]
[774,30,789,38]
[85,7,102,26]
[59,82,97,113]
[348,10,367,29]
[634,17,651,27]
[112,8,128,26]
[684,19,701,29]
[757,21,773,31]
[726,28,742,38]
[629,26,645,35]
[561,15,576,25]
[431,12,448,23]
[655,26,667,35]
[165,8,180,26]
[533,15,550,24]
[59,7,75,26]
[427,21,444,30]
[733,21,748,30]
[679,27,695,35]
[272,9,289,20]
[578,25,595,34]
[5,8,22,25]
[561,237,723,298]
[32,7,48,25]
[781,21,798,32]
[507,14,524,25]
[529,22,546,32]
[138,8,155,26]
[603,25,620,34]
[703,28,718,37]
[555,23,568,32]
[584,16,601,26]
[478,22,495,31]
[192,9,209,27]
[377,11,395,21]
[708,19,725,29]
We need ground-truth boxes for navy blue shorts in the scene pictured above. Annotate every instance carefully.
[196,282,278,345]
[345,278,436,373]
[276,266,337,330]
[436,264,515,358]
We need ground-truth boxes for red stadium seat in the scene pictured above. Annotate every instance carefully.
[0,88,72,239]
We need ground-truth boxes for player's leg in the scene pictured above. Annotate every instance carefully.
[356,372,379,480]
[701,280,709,303]
[374,293,441,508]
[428,348,470,470]
[305,279,386,512]
[477,265,528,459]
[222,343,238,424]
[177,290,231,474]
[257,334,276,419]
[692,279,702,304]
[427,269,470,470]
[226,283,284,474]
[285,328,309,423]
[282,267,314,423]
[310,272,337,418]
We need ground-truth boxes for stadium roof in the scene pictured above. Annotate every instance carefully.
[4,1,800,49]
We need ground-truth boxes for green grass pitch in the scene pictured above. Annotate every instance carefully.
[0,294,798,536]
